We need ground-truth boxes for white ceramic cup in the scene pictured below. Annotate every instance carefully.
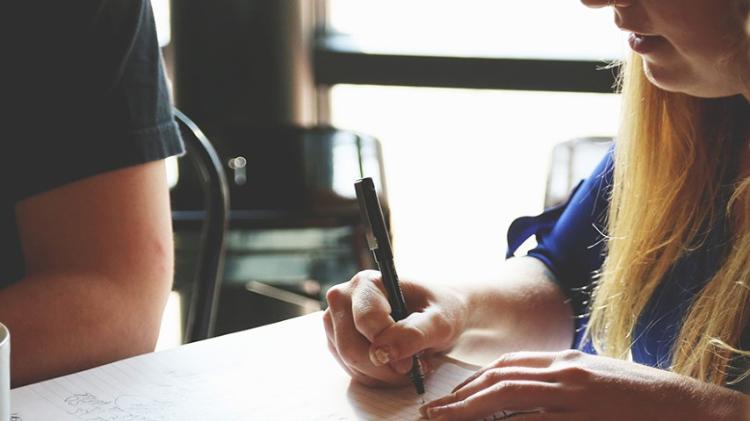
[0,323,9,421]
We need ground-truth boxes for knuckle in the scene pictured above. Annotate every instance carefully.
[400,323,428,344]
[490,380,522,395]
[557,365,592,382]
[352,270,379,288]
[490,380,542,397]
[325,285,347,307]
[558,349,584,361]
[349,274,363,289]
[481,368,504,385]
[492,354,510,368]
[494,352,519,367]
[430,310,455,338]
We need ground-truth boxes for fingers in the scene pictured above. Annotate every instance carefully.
[325,271,413,385]
[451,351,559,392]
[325,270,457,387]
[491,351,563,369]
[503,412,577,421]
[326,286,369,366]
[580,0,633,8]
[370,308,454,366]
[422,381,566,421]
[326,290,403,383]
[350,272,395,342]
[579,0,610,8]
[391,357,414,375]
[428,412,577,421]
[388,352,439,376]
[420,350,593,420]
[449,367,561,404]
[325,335,388,388]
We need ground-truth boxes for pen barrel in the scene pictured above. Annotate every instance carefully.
[373,247,425,395]
[410,355,426,395]
[376,256,409,321]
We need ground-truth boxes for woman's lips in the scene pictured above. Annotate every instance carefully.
[628,33,665,54]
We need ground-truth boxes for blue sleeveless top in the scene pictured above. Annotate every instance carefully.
[506,150,728,370]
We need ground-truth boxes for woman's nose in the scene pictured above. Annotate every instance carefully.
[580,0,634,8]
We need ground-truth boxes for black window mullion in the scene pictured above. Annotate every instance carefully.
[315,33,620,93]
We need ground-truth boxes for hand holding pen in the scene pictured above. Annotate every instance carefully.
[354,177,425,395]
[322,178,468,391]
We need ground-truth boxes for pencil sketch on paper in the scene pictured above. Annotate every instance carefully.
[64,392,176,421]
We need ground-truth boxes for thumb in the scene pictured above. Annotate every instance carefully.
[368,308,454,366]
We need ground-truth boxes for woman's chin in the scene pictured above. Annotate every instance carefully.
[642,60,744,98]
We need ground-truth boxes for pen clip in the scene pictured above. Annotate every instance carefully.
[354,177,382,253]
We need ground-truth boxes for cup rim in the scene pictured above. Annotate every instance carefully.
[0,322,8,348]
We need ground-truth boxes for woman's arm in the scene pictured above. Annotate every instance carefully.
[0,161,174,386]
[453,256,574,365]
[420,350,750,420]
[324,256,574,386]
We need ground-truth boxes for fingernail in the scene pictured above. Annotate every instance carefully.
[370,347,392,366]
[427,405,452,420]
[419,406,432,419]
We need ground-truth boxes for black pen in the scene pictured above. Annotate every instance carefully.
[354,177,426,396]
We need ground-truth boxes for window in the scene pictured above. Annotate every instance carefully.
[328,0,626,60]
[153,0,172,47]
[323,2,623,282]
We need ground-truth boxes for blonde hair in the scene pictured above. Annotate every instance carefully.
[585,52,750,385]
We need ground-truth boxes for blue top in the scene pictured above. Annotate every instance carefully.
[506,150,727,369]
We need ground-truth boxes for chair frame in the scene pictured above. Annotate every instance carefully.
[173,109,230,343]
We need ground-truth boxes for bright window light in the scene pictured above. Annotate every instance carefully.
[152,0,172,47]
[328,1,625,283]
[331,86,620,283]
[328,0,626,60]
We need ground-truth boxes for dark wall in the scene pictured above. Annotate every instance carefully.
[171,0,297,138]
[171,0,325,212]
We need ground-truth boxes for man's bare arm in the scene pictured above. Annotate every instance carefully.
[1,161,174,386]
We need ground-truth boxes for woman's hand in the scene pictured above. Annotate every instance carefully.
[420,350,749,421]
[323,270,468,387]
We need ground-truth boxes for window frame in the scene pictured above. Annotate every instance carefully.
[314,1,620,94]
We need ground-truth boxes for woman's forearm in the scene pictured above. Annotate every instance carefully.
[450,257,574,364]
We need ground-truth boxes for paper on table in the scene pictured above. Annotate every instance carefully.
[344,358,520,421]
[9,314,521,421]
[11,360,520,421]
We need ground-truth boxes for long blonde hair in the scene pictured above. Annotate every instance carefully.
[585,52,750,385]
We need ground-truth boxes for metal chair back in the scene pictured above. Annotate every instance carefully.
[173,109,230,343]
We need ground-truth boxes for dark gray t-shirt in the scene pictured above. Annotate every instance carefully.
[0,0,184,285]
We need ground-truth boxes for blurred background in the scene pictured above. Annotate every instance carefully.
[153,0,625,349]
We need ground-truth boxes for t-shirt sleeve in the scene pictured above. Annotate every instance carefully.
[2,0,184,201]
[506,149,614,324]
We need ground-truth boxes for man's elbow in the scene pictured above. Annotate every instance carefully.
[115,241,175,354]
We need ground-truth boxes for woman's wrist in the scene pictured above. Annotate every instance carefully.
[718,386,750,421]
[683,377,750,421]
